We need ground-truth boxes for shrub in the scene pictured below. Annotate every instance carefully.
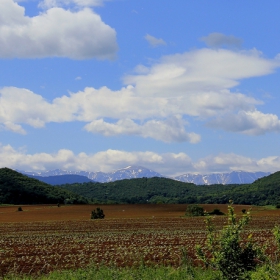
[208,208,224,215]
[17,206,23,212]
[91,207,105,219]
[195,201,264,280]
[272,225,280,262]
[185,204,204,217]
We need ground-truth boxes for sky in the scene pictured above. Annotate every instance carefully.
[1,0,280,176]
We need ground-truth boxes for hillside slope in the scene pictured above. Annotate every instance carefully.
[60,171,280,205]
[2,167,279,206]
[0,168,88,204]
[60,177,235,204]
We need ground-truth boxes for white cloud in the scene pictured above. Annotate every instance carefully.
[194,153,280,174]
[201,33,243,48]
[125,48,278,97]
[84,117,201,143]
[194,153,257,173]
[144,34,166,47]
[0,0,117,59]
[0,47,279,139]
[0,144,194,175]
[0,122,26,134]
[208,110,280,135]
[0,144,279,176]
[0,87,57,132]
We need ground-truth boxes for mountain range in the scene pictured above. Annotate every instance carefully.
[174,171,270,185]
[20,166,270,185]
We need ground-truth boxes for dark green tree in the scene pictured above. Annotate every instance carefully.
[185,204,204,216]
[91,207,105,219]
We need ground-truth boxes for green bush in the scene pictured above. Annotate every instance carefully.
[195,201,264,280]
[91,207,105,219]
[185,204,204,217]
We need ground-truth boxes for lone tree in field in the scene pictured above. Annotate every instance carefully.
[185,204,204,216]
[91,207,105,219]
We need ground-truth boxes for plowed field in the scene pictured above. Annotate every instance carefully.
[0,204,279,276]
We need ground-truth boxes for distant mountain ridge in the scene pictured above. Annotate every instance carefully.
[20,166,270,185]
[21,166,163,184]
[174,171,270,185]
[29,174,94,185]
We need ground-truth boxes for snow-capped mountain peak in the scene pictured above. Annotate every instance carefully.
[19,167,270,185]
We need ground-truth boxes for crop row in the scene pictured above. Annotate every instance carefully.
[0,216,279,275]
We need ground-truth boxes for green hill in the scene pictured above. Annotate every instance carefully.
[1,167,279,206]
[59,171,280,206]
[0,168,88,204]
[59,177,239,204]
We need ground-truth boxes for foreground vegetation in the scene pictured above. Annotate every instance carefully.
[3,263,280,279]
[0,266,230,279]
[0,203,280,279]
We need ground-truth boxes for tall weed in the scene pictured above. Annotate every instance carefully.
[195,201,264,280]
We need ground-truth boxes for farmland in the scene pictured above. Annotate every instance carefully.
[0,204,280,277]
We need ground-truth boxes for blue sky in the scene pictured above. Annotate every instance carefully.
[1,0,280,176]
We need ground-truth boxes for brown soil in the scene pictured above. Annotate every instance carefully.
[0,203,274,223]
[0,204,279,276]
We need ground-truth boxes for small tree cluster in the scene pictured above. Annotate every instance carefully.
[91,207,105,219]
[185,204,205,216]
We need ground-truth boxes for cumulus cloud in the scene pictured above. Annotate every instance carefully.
[0,144,279,176]
[201,33,243,48]
[1,122,26,134]
[194,153,280,174]
[0,0,117,59]
[84,117,201,143]
[208,110,280,135]
[0,144,194,175]
[144,34,166,47]
[194,153,257,173]
[1,47,280,140]
[0,87,55,131]
[0,86,200,142]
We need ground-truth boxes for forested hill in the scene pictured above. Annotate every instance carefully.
[1,167,279,206]
[0,168,88,204]
[59,171,280,206]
